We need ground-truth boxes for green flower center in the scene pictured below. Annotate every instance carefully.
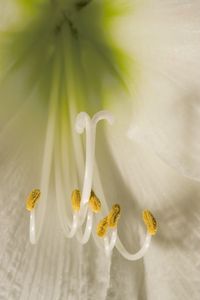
[2,0,132,114]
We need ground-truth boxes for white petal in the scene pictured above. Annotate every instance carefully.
[116,0,200,180]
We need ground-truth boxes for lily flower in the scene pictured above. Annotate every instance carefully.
[0,0,200,299]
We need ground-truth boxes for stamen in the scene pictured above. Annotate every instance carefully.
[71,189,81,212]
[89,190,101,213]
[107,204,121,228]
[32,108,156,260]
[75,112,95,206]
[142,210,157,235]
[29,56,60,244]
[54,110,114,245]
[96,217,109,237]
[26,189,41,211]
[75,110,113,207]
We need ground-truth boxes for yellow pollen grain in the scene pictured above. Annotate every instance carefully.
[26,189,41,211]
[96,217,109,238]
[107,204,121,228]
[89,190,101,213]
[142,210,157,235]
[71,189,81,212]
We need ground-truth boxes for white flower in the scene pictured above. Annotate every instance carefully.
[0,0,200,299]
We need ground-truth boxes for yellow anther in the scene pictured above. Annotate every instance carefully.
[96,217,109,237]
[71,189,81,212]
[142,210,157,235]
[89,190,101,213]
[107,204,121,228]
[26,189,41,211]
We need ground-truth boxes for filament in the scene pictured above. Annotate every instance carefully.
[75,111,113,206]
[104,228,118,257]
[29,56,59,244]
[76,209,94,245]
[115,233,152,261]
[55,144,79,238]
[74,111,113,244]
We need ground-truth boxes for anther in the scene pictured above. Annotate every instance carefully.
[26,189,41,211]
[71,189,81,212]
[96,217,109,237]
[142,210,157,235]
[107,204,121,228]
[89,191,101,213]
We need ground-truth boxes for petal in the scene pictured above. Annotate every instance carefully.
[114,0,200,180]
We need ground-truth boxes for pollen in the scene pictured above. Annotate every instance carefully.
[142,210,157,235]
[71,189,81,212]
[107,204,121,228]
[89,190,101,213]
[26,189,41,211]
[96,217,109,237]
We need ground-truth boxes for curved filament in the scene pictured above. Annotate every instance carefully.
[74,111,114,243]
[115,233,152,261]
[76,210,94,244]
[75,111,113,206]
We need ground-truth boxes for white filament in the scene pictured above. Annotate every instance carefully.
[116,233,152,261]
[30,97,57,244]
[74,111,114,244]
[76,209,94,245]
[75,111,114,206]
[30,210,36,244]
[29,59,59,244]
[55,144,79,238]
[102,228,151,260]
[104,228,118,257]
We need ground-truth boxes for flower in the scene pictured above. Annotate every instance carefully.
[0,1,200,299]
